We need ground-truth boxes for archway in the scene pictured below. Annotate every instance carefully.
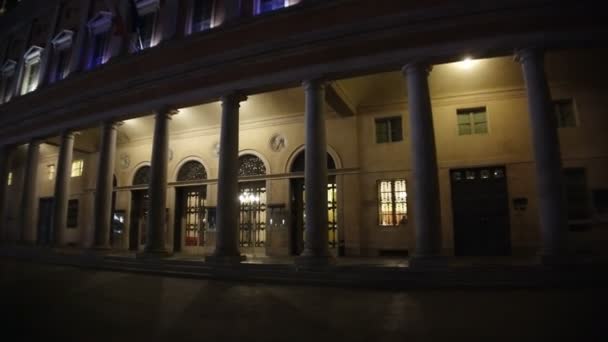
[289,150,339,256]
[174,160,208,252]
[238,154,267,252]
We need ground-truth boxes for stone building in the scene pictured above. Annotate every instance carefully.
[0,0,606,264]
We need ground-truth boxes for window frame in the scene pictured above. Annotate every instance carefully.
[7,171,12,186]
[71,159,84,178]
[20,46,44,95]
[374,115,403,144]
[134,0,160,51]
[377,178,408,227]
[49,30,74,83]
[0,59,16,104]
[87,11,113,69]
[189,0,215,34]
[255,0,289,15]
[47,164,56,181]
[553,98,578,128]
[456,106,489,136]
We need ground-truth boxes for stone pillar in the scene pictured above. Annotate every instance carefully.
[0,145,10,242]
[92,122,118,250]
[516,48,568,262]
[207,93,246,263]
[20,140,41,244]
[402,62,443,266]
[52,131,75,246]
[297,79,331,265]
[141,108,175,257]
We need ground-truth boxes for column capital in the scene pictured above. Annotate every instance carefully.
[402,62,433,76]
[302,79,327,91]
[155,107,179,118]
[28,138,44,146]
[103,121,122,130]
[60,131,78,140]
[220,92,248,107]
[514,47,544,65]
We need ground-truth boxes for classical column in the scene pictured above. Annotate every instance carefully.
[402,62,443,266]
[207,93,246,263]
[20,140,41,244]
[516,48,568,261]
[52,131,75,246]
[0,145,10,242]
[92,122,118,250]
[142,108,176,257]
[297,79,331,265]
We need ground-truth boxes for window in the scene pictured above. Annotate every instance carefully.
[563,168,589,221]
[47,164,55,181]
[191,0,213,33]
[21,46,43,95]
[378,179,407,226]
[375,116,403,143]
[87,12,113,69]
[50,30,74,83]
[135,12,157,50]
[258,0,287,14]
[457,107,488,135]
[91,32,108,68]
[71,160,84,177]
[0,59,16,104]
[7,171,12,186]
[67,199,79,228]
[553,99,577,128]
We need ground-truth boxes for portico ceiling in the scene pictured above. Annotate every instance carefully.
[69,49,605,152]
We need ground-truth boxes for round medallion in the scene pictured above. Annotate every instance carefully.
[119,153,130,169]
[269,133,287,152]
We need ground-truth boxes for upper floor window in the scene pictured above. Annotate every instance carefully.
[375,116,403,143]
[378,179,407,226]
[257,0,287,14]
[47,164,56,181]
[191,0,213,33]
[71,159,84,177]
[20,46,43,95]
[553,99,577,128]
[7,171,12,186]
[49,30,74,83]
[457,107,488,135]
[87,12,113,69]
[0,59,16,104]
[134,0,160,51]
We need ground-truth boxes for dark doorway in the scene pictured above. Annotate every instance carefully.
[174,186,206,252]
[289,151,338,256]
[450,166,511,256]
[129,190,149,251]
[37,197,54,245]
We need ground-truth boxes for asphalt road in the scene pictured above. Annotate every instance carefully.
[0,259,605,341]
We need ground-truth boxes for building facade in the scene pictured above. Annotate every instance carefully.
[0,0,607,263]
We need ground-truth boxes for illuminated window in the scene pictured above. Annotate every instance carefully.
[191,0,213,33]
[133,0,160,51]
[457,107,488,135]
[378,179,407,226]
[7,171,12,186]
[0,59,16,104]
[71,160,84,177]
[47,164,55,180]
[257,0,287,14]
[87,11,113,69]
[553,99,577,128]
[21,46,44,95]
[375,116,403,143]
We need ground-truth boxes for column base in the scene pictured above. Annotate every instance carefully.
[205,254,246,264]
[137,249,172,259]
[408,255,449,270]
[295,255,335,267]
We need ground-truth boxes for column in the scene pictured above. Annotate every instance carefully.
[402,62,443,265]
[517,48,568,261]
[92,122,118,249]
[298,79,331,264]
[142,108,176,256]
[20,140,41,244]
[0,146,10,242]
[207,93,246,263]
[52,131,75,246]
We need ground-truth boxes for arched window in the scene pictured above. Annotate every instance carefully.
[290,151,336,173]
[238,154,266,177]
[132,165,151,185]
[177,160,207,181]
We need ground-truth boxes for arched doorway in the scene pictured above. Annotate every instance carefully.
[129,166,150,251]
[238,154,267,253]
[289,151,338,256]
[174,160,208,252]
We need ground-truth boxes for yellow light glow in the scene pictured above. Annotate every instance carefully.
[459,57,475,69]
